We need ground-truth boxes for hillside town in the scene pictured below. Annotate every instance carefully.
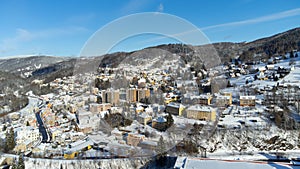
[0,48,300,169]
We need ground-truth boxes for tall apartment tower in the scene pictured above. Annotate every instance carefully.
[126,88,150,103]
[102,89,120,106]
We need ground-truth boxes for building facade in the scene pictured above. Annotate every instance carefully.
[102,89,120,106]
[186,105,216,121]
[126,88,150,103]
[165,102,184,116]
[240,95,256,106]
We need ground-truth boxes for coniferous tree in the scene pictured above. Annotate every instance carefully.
[2,125,7,131]
[188,123,204,147]
[166,113,174,129]
[11,164,17,169]
[3,131,9,153]
[11,155,24,169]
[156,136,166,156]
[156,135,167,166]
[245,79,249,85]
[290,50,294,58]
[227,80,232,87]
[17,155,25,169]
[6,127,16,152]
[254,75,258,81]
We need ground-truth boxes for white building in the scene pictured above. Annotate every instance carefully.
[14,126,40,145]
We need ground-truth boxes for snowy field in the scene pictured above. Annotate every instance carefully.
[175,157,300,169]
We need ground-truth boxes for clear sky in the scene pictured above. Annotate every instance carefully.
[0,0,300,57]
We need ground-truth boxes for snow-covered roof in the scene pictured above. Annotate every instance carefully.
[153,116,167,123]
[240,96,256,100]
[67,139,94,152]
[199,93,212,99]
[167,102,182,108]
[139,140,157,146]
[139,112,151,118]
[217,95,231,100]
[187,105,215,112]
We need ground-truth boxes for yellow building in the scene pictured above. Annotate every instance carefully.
[91,87,99,95]
[51,128,62,142]
[126,88,150,103]
[126,88,137,103]
[67,104,77,113]
[216,92,232,107]
[127,133,145,146]
[63,139,93,159]
[137,88,150,102]
[186,105,216,121]
[165,103,185,116]
[240,95,256,106]
[64,151,79,159]
[164,95,180,104]
[89,103,112,113]
[199,94,213,105]
[137,112,152,125]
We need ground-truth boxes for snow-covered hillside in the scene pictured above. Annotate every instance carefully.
[24,157,150,169]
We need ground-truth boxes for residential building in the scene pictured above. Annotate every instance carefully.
[102,89,120,106]
[15,140,34,152]
[138,140,157,150]
[111,128,123,140]
[91,87,99,95]
[77,109,101,133]
[199,93,213,105]
[152,116,167,131]
[165,102,184,116]
[64,139,93,159]
[40,107,56,126]
[186,105,216,121]
[138,78,146,88]
[240,95,256,106]
[137,88,150,102]
[127,133,145,146]
[89,103,112,113]
[126,88,150,103]
[126,88,137,103]
[137,112,152,125]
[89,95,98,102]
[14,126,40,146]
[50,128,63,143]
[216,92,232,107]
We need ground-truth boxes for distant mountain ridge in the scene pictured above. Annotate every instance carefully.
[0,55,69,76]
[0,27,299,82]
[212,27,300,62]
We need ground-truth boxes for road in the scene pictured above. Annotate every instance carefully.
[35,110,49,143]
[33,99,51,143]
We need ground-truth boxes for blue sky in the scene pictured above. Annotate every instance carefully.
[0,0,300,57]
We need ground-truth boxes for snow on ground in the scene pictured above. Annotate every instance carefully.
[24,156,150,169]
[230,55,300,88]
[204,125,300,160]
[175,157,300,169]
[173,115,207,126]
[218,106,269,129]
[279,67,300,87]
